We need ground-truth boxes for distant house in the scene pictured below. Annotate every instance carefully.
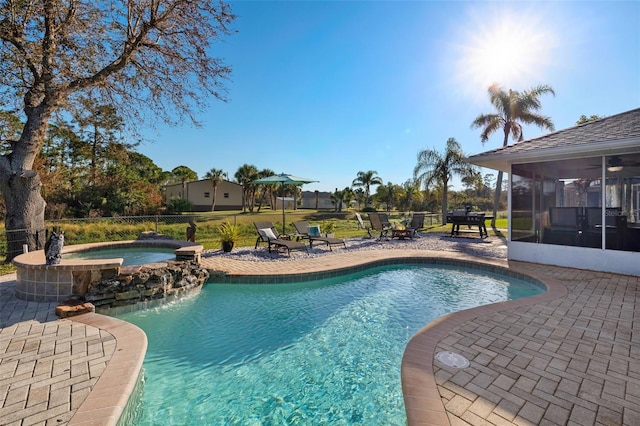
[274,197,295,210]
[468,108,640,276]
[299,190,349,210]
[165,179,243,211]
[299,191,333,209]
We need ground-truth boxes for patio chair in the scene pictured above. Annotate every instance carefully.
[292,221,346,251]
[354,212,372,238]
[253,221,308,255]
[368,213,392,240]
[378,212,392,228]
[406,213,425,237]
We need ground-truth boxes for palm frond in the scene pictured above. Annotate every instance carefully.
[518,112,555,132]
[527,84,556,99]
[479,118,502,143]
[488,84,509,116]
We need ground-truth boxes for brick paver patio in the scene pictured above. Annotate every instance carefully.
[1,243,638,425]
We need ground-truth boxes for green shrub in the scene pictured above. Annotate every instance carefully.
[168,198,193,214]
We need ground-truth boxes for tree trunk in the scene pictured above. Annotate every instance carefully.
[441,181,448,225]
[2,171,47,261]
[2,102,54,261]
[211,185,218,211]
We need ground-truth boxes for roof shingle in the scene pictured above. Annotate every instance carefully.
[470,107,640,158]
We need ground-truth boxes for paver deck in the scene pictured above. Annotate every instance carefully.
[1,241,639,425]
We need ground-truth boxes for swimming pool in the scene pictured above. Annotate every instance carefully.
[118,263,543,425]
[65,247,176,266]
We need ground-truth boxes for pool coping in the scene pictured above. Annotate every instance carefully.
[400,260,568,425]
[12,239,204,269]
[66,313,147,426]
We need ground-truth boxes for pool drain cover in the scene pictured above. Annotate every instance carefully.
[435,351,470,368]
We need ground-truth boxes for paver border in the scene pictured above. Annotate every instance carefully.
[401,260,569,425]
[65,313,147,426]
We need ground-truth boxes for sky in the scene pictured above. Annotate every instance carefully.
[138,1,640,193]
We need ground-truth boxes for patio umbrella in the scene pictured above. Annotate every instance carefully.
[252,173,318,235]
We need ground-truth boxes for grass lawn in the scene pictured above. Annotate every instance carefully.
[224,211,507,248]
[0,211,508,275]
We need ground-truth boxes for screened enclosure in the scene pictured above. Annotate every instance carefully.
[511,153,640,252]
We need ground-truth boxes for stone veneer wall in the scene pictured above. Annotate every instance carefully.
[83,260,210,314]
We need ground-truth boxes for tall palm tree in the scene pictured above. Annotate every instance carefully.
[234,164,259,212]
[204,168,225,212]
[471,83,555,227]
[352,170,383,207]
[413,138,476,225]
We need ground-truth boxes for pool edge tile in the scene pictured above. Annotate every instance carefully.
[66,313,147,426]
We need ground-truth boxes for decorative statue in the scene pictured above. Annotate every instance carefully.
[186,219,197,242]
[45,228,64,265]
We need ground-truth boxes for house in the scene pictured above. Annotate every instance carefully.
[468,108,640,276]
[274,196,295,210]
[165,179,243,211]
[300,191,337,209]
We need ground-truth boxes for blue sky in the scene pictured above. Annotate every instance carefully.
[139,1,640,193]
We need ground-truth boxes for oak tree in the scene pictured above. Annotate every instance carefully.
[0,0,235,259]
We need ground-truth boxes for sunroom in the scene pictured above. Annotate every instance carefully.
[468,108,640,276]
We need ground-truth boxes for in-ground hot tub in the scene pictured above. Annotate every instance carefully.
[12,240,203,302]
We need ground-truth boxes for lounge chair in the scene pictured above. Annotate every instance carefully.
[407,213,425,237]
[355,212,372,238]
[253,221,308,255]
[378,212,392,228]
[368,213,392,240]
[292,221,346,251]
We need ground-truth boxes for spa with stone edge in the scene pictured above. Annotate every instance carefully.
[12,233,208,314]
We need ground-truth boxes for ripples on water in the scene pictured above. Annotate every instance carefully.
[118,264,543,425]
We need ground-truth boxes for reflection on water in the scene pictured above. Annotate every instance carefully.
[118,265,543,425]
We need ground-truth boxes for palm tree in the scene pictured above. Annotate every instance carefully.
[471,83,555,227]
[330,187,355,212]
[398,180,421,212]
[330,188,344,212]
[204,168,225,212]
[171,165,198,199]
[234,164,259,212]
[352,170,383,207]
[375,182,400,212]
[352,188,366,209]
[413,138,476,225]
[255,168,276,212]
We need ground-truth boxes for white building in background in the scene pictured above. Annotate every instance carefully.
[165,179,243,211]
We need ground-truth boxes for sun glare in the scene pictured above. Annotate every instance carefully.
[453,8,555,97]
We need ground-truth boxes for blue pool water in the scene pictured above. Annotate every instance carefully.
[117,264,543,425]
[65,247,175,266]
